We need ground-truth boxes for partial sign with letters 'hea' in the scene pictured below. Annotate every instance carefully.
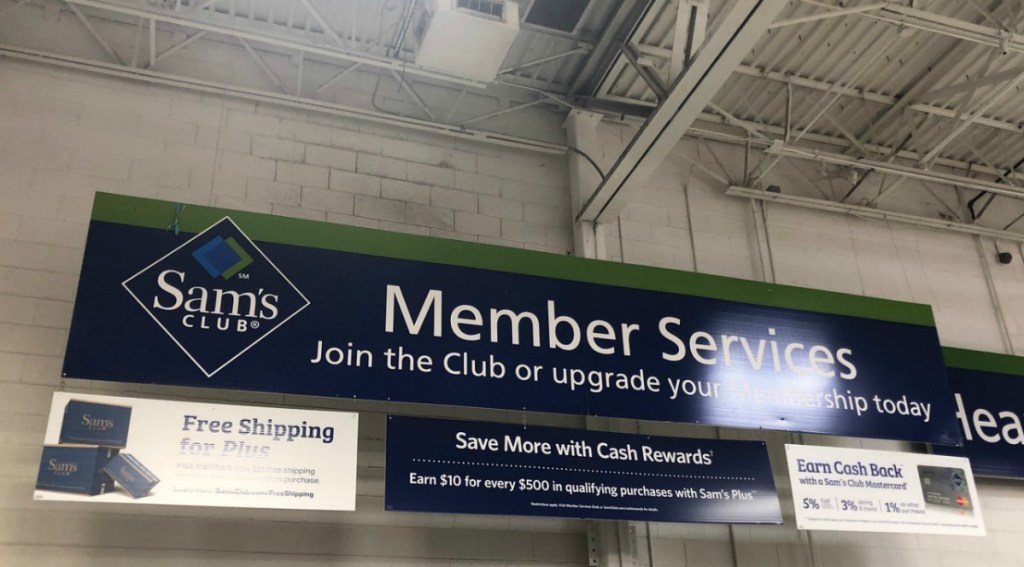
[35,393,358,511]
[933,364,1024,479]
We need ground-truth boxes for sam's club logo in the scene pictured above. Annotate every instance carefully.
[123,218,309,377]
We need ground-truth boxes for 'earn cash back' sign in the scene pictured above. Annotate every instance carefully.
[787,444,984,536]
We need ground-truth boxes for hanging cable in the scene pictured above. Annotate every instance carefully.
[568,146,606,181]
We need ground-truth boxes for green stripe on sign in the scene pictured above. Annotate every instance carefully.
[90,192,937,327]
[943,347,1024,376]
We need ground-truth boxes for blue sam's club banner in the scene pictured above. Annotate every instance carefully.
[935,365,1024,478]
[385,416,782,523]
[63,194,961,444]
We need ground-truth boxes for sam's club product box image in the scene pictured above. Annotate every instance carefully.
[60,399,133,448]
[103,453,160,498]
[39,396,154,500]
[36,445,119,496]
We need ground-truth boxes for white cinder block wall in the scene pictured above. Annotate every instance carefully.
[2,54,1024,567]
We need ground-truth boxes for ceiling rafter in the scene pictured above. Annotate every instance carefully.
[727,185,1024,243]
[0,43,567,154]
[764,142,1024,200]
[66,0,123,65]
[144,29,205,69]
[754,29,903,185]
[691,111,1024,185]
[803,0,1024,55]
[626,54,1024,137]
[59,0,491,87]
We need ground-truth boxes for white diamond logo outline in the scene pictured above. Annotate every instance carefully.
[122,217,310,377]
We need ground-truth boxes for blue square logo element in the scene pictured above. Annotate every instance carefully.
[192,236,253,279]
[122,217,309,377]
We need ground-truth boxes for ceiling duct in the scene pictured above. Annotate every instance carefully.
[413,0,520,83]
[523,0,590,33]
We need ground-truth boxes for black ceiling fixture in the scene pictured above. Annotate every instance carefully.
[524,0,590,33]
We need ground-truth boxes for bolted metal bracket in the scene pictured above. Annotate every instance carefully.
[587,522,600,566]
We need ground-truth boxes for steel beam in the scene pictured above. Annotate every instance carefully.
[764,142,1024,200]
[670,0,708,79]
[732,64,1024,135]
[803,1,1024,55]
[66,2,124,65]
[727,185,1024,242]
[617,40,666,100]
[576,0,789,223]
[690,112,1024,184]
[297,0,345,48]
[144,29,206,69]
[918,67,1024,164]
[184,0,215,15]
[500,47,590,76]
[622,21,1024,135]
[312,62,361,95]
[239,37,289,94]
[391,71,436,121]
[0,44,566,155]
[916,65,1024,102]
[754,30,902,183]
[768,2,887,29]
[59,0,490,88]
[461,98,546,126]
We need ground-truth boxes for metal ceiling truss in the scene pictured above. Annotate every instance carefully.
[727,185,1024,243]
[0,42,568,154]
[802,1,1024,55]
[575,0,791,223]
[57,0,490,87]
[6,0,1024,239]
[683,0,1024,243]
[573,2,1024,230]
[1,0,595,142]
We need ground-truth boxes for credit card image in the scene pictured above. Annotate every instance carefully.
[918,465,973,512]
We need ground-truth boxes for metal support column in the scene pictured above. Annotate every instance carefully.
[564,110,608,259]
